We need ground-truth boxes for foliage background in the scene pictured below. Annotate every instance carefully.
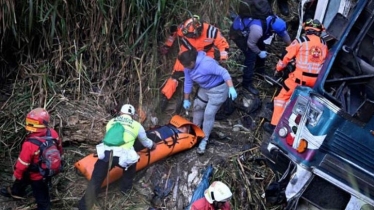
[0,0,238,147]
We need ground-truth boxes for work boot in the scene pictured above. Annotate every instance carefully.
[196,138,208,155]
[277,0,289,16]
[243,83,259,95]
[0,187,11,198]
[0,187,25,200]
[263,122,276,134]
[157,95,169,112]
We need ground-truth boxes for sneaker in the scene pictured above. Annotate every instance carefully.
[196,139,208,155]
[196,147,205,155]
[263,122,276,134]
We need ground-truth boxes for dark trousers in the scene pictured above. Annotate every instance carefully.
[242,40,266,86]
[11,177,51,210]
[78,152,137,210]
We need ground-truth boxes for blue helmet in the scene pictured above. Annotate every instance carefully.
[270,16,287,34]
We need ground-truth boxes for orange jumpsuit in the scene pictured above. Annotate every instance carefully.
[161,23,229,99]
[270,34,328,126]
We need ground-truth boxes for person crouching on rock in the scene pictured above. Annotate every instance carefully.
[178,48,238,155]
[78,104,157,210]
[190,181,233,210]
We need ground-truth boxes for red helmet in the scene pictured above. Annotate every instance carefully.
[182,15,203,38]
[25,108,50,132]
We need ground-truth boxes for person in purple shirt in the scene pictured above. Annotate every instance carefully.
[178,48,238,155]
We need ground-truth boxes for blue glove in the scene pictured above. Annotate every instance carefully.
[183,100,191,109]
[258,51,268,59]
[228,87,238,100]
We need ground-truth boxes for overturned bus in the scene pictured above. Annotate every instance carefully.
[262,0,374,209]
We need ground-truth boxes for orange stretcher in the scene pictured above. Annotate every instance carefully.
[74,115,204,186]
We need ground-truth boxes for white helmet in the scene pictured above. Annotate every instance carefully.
[120,104,135,115]
[204,181,232,204]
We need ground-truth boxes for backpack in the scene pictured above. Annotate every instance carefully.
[238,0,273,20]
[103,122,125,146]
[230,15,277,51]
[215,97,236,121]
[28,129,61,177]
[229,16,254,51]
[235,91,262,114]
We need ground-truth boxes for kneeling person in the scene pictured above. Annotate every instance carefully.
[78,104,157,210]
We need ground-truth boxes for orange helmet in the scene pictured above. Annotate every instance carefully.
[303,18,324,32]
[25,108,50,132]
[182,15,203,38]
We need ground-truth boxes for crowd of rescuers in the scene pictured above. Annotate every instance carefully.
[159,2,328,140]
[158,9,290,151]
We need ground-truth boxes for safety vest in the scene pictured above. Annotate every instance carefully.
[277,34,328,87]
[292,35,327,86]
[105,115,141,149]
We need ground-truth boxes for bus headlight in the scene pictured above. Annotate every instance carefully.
[292,96,322,127]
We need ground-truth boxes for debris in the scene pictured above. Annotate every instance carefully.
[233,124,251,132]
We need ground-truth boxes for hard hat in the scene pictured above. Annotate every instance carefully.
[120,104,135,116]
[270,16,287,34]
[25,108,50,132]
[204,181,233,204]
[182,15,203,38]
[303,18,324,32]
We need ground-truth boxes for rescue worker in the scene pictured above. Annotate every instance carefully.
[0,108,63,210]
[178,48,237,155]
[78,104,157,210]
[239,15,291,95]
[263,19,328,133]
[159,15,229,109]
[190,181,233,210]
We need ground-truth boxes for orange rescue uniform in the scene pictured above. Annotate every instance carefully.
[271,34,328,126]
[164,22,229,72]
[161,23,229,99]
